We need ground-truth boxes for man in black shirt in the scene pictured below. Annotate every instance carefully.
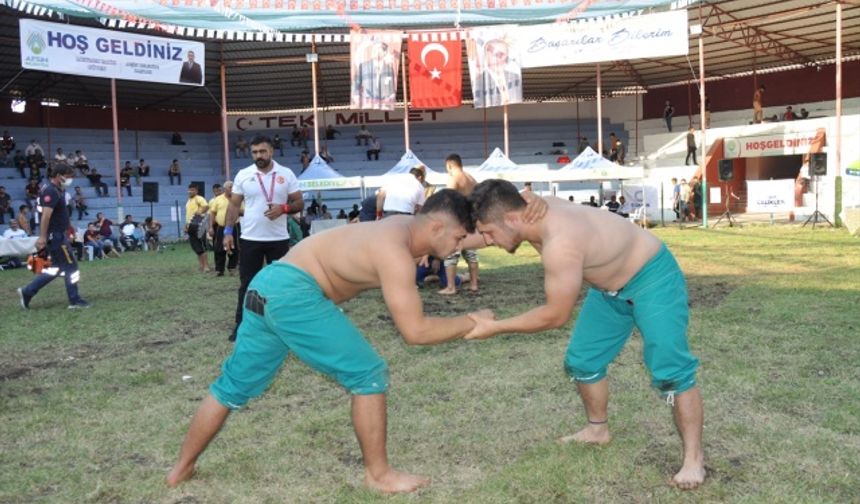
[347,203,360,221]
[18,164,90,309]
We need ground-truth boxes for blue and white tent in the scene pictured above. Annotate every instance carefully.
[557,147,644,180]
[298,155,362,190]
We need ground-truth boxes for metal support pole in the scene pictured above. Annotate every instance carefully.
[220,63,230,180]
[698,28,709,228]
[596,63,603,156]
[401,49,410,152]
[311,43,320,156]
[634,94,639,158]
[110,79,122,214]
[835,1,843,207]
[503,104,510,157]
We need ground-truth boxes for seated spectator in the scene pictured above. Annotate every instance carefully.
[336,209,348,219]
[366,137,381,161]
[119,166,133,196]
[25,139,44,165]
[300,126,310,148]
[347,203,360,222]
[300,151,311,173]
[320,146,335,163]
[25,178,40,208]
[320,204,333,220]
[0,186,13,224]
[168,159,182,186]
[124,160,140,186]
[290,125,302,147]
[144,217,162,251]
[355,124,373,146]
[617,195,631,218]
[1,130,15,155]
[171,131,186,145]
[138,158,150,177]
[235,135,250,158]
[272,134,285,156]
[14,150,27,178]
[72,150,90,175]
[95,212,117,252]
[587,195,600,207]
[87,168,109,197]
[3,219,27,239]
[799,108,809,119]
[29,161,43,183]
[73,186,89,220]
[16,205,31,235]
[325,124,341,140]
[783,106,798,121]
[0,148,8,168]
[119,215,143,251]
[605,195,621,213]
[83,222,106,259]
[355,125,373,146]
[54,147,69,167]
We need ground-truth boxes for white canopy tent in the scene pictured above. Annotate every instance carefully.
[297,155,362,191]
[557,147,645,180]
[467,147,553,182]
[364,150,447,187]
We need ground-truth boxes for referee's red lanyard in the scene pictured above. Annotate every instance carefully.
[256,171,276,205]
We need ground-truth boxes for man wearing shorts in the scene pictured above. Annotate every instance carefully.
[166,190,493,494]
[439,153,479,294]
[465,179,705,490]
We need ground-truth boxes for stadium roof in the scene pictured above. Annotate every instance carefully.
[1,0,858,114]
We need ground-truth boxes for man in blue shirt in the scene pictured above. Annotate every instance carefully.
[18,164,90,309]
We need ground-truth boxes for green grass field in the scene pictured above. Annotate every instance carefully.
[1,225,859,503]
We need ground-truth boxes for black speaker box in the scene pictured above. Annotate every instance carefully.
[810,152,827,176]
[718,159,734,181]
[190,180,205,198]
[142,182,159,203]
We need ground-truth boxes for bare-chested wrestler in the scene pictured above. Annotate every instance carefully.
[464,179,705,490]
[438,153,480,295]
[167,189,545,494]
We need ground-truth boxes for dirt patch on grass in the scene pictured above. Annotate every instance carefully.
[686,279,735,308]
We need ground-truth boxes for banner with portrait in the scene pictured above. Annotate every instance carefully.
[19,19,205,86]
[350,30,402,111]
[466,27,523,109]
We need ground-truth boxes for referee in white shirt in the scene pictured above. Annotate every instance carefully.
[375,166,427,218]
[223,136,304,341]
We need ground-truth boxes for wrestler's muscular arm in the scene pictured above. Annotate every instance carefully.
[467,239,582,339]
[378,247,481,345]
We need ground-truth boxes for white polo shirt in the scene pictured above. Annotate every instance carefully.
[233,161,300,242]
[382,174,426,214]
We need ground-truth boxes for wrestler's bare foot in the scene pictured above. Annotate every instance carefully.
[437,286,457,296]
[670,459,706,490]
[166,463,196,488]
[558,423,611,445]
[365,468,430,494]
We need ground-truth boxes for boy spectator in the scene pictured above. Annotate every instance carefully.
[168,159,182,186]
[144,217,162,252]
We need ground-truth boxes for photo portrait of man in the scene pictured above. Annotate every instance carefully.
[468,34,523,109]
[179,50,203,85]
[350,34,401,110]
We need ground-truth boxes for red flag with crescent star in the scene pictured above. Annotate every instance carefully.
[407,33,462,109]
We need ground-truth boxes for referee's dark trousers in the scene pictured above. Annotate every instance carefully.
[230,237,290,341]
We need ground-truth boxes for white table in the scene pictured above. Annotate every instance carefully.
[310,219,348,235]
[0,237,37,256]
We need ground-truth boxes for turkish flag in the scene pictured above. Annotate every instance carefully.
[408,36,462,109]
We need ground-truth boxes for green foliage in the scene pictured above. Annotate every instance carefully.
[1,226,858,503]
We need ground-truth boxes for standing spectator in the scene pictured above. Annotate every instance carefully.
[222,135,303,342]
[325,124,341,140]
[119,165,133,196]
[690,176,703,221]
[671,177,680,221]
[138,158,150,177]
[799,108,809,119]
[72,150,90,175]
[0,186,13,224]
[168,159,182,186]
[300,125,310,149]
[185,184,210,273]
[439,154,479,295]
[614,140,626,165]
[355,124,372,146]
[17,164,90,309]
[209,181,238,277]
[73,186,89,220]
[171,131,186,145]
[605,194,621,213]
[678,178,691,221]
[663,101,675,132]
[272,134,285,157]
[685,128,698,166]
[300,150,311,173]
[606,132,618,158]
[752,85,765,124]
[289,125,302,147]
[14,150,27,178]
[783,106,797,121]
[16,205,31,235]
[1,130,15,155]
[87,168,109,197]
[235,135,250,158]
[366,137,381,161]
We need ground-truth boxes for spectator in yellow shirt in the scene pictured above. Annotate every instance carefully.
[209,182,238,277]
[185,184,210,272]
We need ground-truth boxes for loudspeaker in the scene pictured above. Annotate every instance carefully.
[142,182,159,203]
[718,159,734,181]
[810,152,827,176]
[190,180,205,198]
